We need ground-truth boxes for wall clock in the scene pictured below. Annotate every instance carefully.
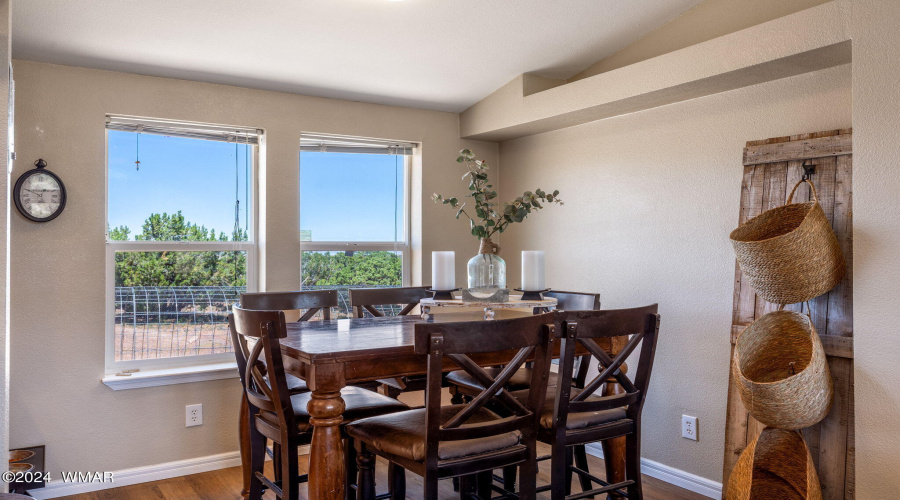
[14,159,67,222]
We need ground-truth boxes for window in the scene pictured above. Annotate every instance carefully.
[105,115,259,371]
[299,134,414,316]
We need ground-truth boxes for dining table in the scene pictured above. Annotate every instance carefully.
[238,309,629,500]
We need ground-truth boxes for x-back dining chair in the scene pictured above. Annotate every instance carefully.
[240,289,339,394]
[230,305,409,500]
[448,290,601,402]
[538,305,660,499]
[345,312,557,500]
[348,286,434,397]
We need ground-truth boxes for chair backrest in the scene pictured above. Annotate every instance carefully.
[414,313,555,468]
[552,305,660,431]
[241,290,338,321]
[229,305,295,430]
[540,291,601,387]
[348,286,432,318]
[544,290,601,312]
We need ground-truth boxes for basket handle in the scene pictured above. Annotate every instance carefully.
[787,178,819,205]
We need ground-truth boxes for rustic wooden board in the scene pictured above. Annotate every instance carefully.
[722,129,854,499]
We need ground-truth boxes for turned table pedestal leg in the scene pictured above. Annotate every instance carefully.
[307,364,347,500]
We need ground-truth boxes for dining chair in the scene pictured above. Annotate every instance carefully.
[240,289,339,395]
[348,286,432,318]
[348,286,433,397]
[345,312,556,500]
[446,291,601,492]
[230,305,409,500]
[531,305,660,499]
[447,290,601,402]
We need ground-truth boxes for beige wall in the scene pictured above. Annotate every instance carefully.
[497,64,851,482]
[570,0,832,81]
[8,60,496,475]
[851,1,900,497]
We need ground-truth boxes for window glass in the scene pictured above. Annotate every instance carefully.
[299,152,404,242]
[108,130,252,241]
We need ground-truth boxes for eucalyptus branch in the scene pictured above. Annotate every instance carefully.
[432,149,563,240]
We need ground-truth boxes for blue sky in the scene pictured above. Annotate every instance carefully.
[108,131,404,242]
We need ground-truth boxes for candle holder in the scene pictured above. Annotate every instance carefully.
[514,288,550,301]
[428,288,460,301]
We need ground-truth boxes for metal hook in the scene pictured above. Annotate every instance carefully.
[801,160,815,181]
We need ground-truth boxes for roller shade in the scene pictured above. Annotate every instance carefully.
[106,115,261,144]
[300,133,416,155]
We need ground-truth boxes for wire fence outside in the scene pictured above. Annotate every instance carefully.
[114,284,403,361]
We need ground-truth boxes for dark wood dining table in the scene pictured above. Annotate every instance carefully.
[238,310,627,500]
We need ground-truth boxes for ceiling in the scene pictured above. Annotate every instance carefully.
[12,0,704,112]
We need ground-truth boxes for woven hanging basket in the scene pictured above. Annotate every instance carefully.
[726,427,822,500]
[733,310,833,430]
[730,179,845,305]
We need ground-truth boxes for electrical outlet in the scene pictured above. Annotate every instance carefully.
[682,415,698,441]
[186,404,203,427]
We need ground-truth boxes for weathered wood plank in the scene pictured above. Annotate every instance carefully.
[721,344,750,487]
[828,154,853,337]
[809,156,837,336]
[819,357,851,500]
[743,133,852,165]
[845,367,856,499]
[735,165,765,326]
[754,164,787,321]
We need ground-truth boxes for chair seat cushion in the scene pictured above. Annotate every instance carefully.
[377,375,428,392]
[446,367,558,393]
[286,374,309,394]
[345,405,521,462]
[509,388,627,430]
[257,386,408,433]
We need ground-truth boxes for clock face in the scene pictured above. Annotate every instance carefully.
[16,169,66,221]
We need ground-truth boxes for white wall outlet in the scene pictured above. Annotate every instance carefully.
[682,414,698,441]
[186,404,203,427]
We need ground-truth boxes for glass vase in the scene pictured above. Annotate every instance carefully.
[467,238,507,292]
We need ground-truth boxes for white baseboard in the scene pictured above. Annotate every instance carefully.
[29,444,720,499]
[28,451,243,499]
[584,443,722,499]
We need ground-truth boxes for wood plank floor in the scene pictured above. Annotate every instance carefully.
[54,446,708,500]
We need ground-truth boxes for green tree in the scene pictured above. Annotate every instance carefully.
[301,251,401,287]
[111,211,247,287]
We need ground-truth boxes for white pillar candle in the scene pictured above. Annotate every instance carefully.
[432,251,456,290]
[521,251,546,290]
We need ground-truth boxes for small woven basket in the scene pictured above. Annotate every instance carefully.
[730,179,845,305]
[726,427,822,500]
[733,310,833,430]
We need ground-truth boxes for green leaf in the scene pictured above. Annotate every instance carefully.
[553,190,559,196]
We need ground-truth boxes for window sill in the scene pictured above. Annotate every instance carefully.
[102,362,239,391]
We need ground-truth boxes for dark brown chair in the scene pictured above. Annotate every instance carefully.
[349,286,433,397]
[230,305,409,500]
[535,305,660,499]
[240,290,339,394]
[345,313,556,500]
[348,286,432,318]
[447,291,601,402]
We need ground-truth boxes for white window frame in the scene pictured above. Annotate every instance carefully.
[104,118,260,375]
[299,146,412,287]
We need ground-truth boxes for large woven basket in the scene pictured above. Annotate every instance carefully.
[730,179,845,305]
[733,310,833,430]
[726,427,822,500]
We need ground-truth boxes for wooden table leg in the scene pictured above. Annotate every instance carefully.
[308,364,347,500]
[601,380,627,500]
[239,395,251,498]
